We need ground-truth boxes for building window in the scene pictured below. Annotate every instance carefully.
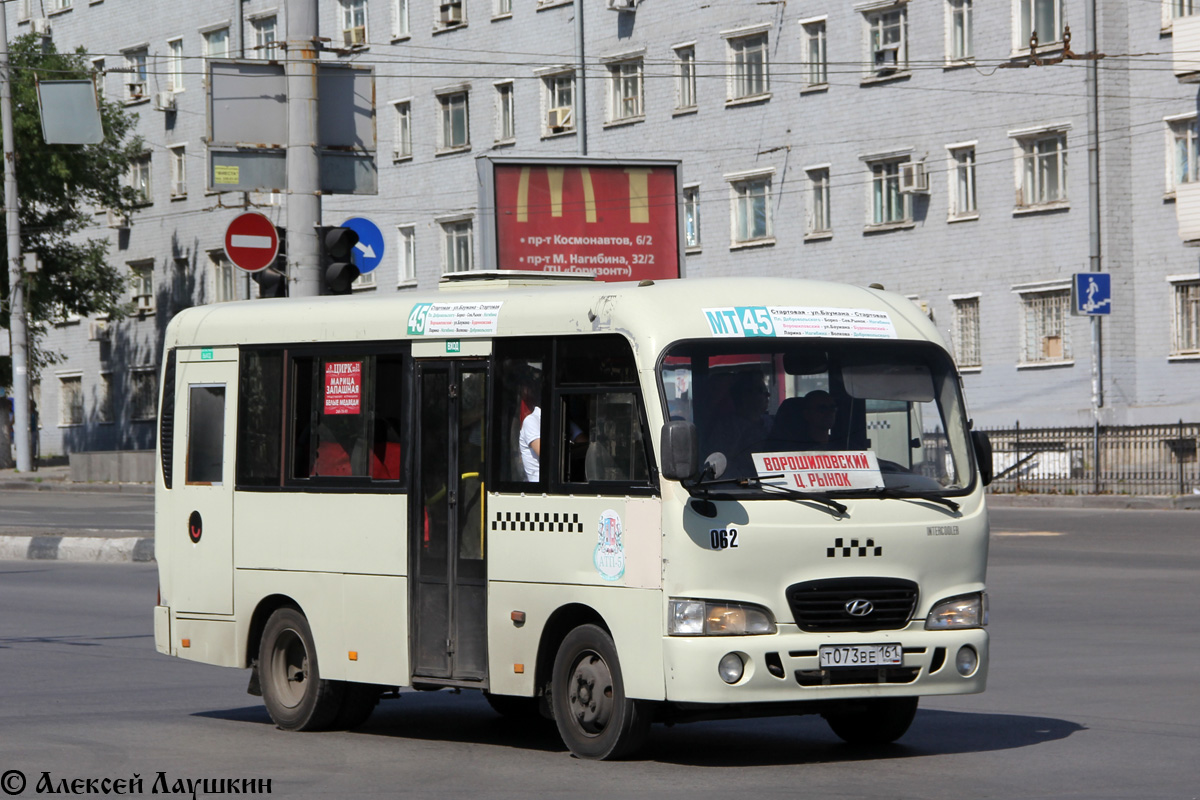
[203,27,229,59]
[129,153,151,206]
[1171,280,1200,356]
[1014,129,1068,209]
[394,101,412,160]
[167,39,184,92]
[496,82,515,142]
[59,375,84,427]
[543,71,575,135]
[212,253,237,303]
[1168,0,1197,21]
[868,158,911,226]
[394,0,410,37]
[169,146,186,198]
[1019,288,1071,364]
[727,32,769,101]
[683,184,701,249]
[123,48,148,103]
[252,16,279,59]
[438,90,470,151]
[801,20,827,88]
[130,369,159,421]
[952,296,982,368]
[948,144,978,218]
[948,0,973,61]
[865,5,907,77]
[98,373,114,424]
[52,0,71,11]
[1017,0,1062,48]
[495,0,512,16]
[398,225,416,284]
[1168,116,1199,191]
[341,0,368,46]
[437,0,465,29]
[675,45,697,110]
[92,58,106,100]
[607,58,643,123]
[728,172,773,245]
[352,270,377,291]
[131,260,155,313]
[806,167,832,236]
[441,218,473,273]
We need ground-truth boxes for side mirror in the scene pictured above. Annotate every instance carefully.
[971,430,993,487]
[660,420,699,482]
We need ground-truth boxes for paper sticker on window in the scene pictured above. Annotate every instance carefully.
[324,361,362,415]
[753,450,885,491]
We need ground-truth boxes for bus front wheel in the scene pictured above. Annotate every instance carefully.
[550,624,650,760]
[822,696,919,745]
[259,607,343,731]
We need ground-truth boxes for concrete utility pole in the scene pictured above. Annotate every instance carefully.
[1085,0,1104,492]
[575,0,587,156]
[1,0,33,472]
[286,0,322,297]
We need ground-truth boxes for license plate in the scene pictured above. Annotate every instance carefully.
[819,644,902,668]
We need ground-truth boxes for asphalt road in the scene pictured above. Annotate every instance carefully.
[0,506,1196,799]
[0,490,153,534]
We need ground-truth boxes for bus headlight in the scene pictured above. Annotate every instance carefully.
[925,592,988,630]
[668,599,776,636]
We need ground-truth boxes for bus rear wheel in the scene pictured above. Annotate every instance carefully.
[551,624,649,760]
[259,607,343,731]
[822,697,918,745]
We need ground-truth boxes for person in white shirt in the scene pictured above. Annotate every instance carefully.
[519,405,542,481]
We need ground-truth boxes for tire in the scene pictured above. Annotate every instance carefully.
[823,697,919,745]
[258,607,344,731]
[332,683,381,730]
[551,624,650,760]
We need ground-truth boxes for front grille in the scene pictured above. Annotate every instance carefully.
[785,577,918,632]
[795,667,920,687]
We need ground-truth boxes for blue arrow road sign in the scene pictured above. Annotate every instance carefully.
[1073,273,1112,316]
[341,217,385,274]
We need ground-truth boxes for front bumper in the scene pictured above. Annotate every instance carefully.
[662,623,988,704]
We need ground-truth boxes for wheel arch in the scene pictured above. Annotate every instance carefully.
[534,603,609,696]
[244,594,304,668]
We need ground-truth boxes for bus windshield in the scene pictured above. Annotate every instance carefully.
[659,339,976,497]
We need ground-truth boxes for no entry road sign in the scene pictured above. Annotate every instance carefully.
[224,211,280,273]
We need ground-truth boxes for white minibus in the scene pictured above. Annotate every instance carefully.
[154,273,992,759]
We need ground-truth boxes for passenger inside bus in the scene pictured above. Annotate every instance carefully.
[702,371,771,468]
[518,374,542,481]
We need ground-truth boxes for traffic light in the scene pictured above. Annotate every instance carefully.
[253,267,288,298]
[323,226,360,295]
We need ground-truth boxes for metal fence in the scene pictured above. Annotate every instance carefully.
[979,421,1200,496]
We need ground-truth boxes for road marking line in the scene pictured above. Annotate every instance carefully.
[992,531,1065,537]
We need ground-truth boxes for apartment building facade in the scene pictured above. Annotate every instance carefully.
[4,0,1199,458]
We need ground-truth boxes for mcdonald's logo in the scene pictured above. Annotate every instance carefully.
[513,166,654,224]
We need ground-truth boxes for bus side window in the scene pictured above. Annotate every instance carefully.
[237,349,283,487]
[187,385,226,485]
[493,340,549,486]
[370,355,404,481]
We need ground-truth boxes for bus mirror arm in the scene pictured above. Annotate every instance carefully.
[660,420,699,482]
[971,430,994,487]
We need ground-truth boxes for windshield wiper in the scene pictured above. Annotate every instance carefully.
[688,472,848,515]
[825,486,961,512]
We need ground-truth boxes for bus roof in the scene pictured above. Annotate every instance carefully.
[163,276,947,367]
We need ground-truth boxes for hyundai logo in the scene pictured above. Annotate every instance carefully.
[845,599,874,617]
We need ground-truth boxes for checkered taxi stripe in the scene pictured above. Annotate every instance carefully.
[492,511,584,533]
[827,538,883,558]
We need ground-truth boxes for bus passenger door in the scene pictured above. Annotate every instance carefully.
[411,360,488,683]
[171,354,237,615]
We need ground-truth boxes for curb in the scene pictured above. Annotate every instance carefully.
[0,535,155,563]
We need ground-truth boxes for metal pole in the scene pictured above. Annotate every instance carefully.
[1086,0,1102,493]
[1,1,32,472]
[286,0,322,298]
[574,0,587,156]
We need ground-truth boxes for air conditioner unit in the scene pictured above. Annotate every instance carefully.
[440,2,463,24]
[343,25,366,46]
[547,106,573,131]
[154,91,176,112]
[874,45,899,74]
[106,210,129,229]
[606,0,637,10]
[30,18,51,36]
[136,294,154,313]
[900,161,929,194]
[127,81,146,101]
[88,321,110,343]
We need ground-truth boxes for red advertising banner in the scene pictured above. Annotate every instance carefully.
[494,163,680,282]
[324,361,362,415]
